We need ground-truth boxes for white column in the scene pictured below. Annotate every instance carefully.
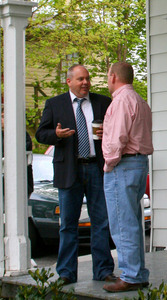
[0,28,4,277]
[141,197,145,250]
[0,0,37,275]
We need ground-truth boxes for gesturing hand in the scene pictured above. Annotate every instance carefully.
[56,123,75,138]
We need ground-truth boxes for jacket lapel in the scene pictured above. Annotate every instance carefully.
[89,93,101,120]
[62,92,77,130]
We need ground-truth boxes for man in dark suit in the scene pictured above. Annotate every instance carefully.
[35,64,115,284]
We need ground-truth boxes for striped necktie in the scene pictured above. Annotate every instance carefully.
[75,98,90,158]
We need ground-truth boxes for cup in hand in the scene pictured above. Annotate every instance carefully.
[92,120,103,140]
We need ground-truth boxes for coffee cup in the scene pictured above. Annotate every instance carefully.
[92,120,103,140]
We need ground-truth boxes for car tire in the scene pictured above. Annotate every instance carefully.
[28,217,44,258]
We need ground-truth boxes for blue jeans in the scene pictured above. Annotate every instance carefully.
[104,155,149,284]
[56,162,114,282]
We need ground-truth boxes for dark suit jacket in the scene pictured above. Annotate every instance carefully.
[35,92,111,188]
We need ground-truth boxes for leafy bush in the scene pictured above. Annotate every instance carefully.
[124,282,167,300]
[15,268,76,300]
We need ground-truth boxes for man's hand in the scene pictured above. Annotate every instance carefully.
[56,123,75,138]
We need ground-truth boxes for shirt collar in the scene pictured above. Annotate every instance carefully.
[69,90,90,103]
[112,84,134,98]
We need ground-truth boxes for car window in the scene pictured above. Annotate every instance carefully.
[45,145,54,156]
[49,147,54,156]
[33,155,53,182]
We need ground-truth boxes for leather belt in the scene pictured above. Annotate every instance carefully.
[78,157,97,164]
[122,153,141,158]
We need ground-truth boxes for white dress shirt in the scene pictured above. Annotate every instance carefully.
[69,90,96,157]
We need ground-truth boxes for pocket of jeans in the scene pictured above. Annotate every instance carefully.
[123,166,146,189]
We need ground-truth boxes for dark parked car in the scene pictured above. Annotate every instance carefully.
[45,145,151,231]
[29,151,150,257]
[28,154,91,257]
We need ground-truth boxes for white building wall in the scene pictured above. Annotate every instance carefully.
[147,0,167,249]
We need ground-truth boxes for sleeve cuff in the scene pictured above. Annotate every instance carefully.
[104,164,114,173]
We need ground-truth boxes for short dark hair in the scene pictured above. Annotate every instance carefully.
[110,62,134,84]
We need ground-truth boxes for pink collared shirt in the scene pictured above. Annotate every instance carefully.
[102,84,154,172]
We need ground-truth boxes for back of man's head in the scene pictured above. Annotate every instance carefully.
[110,62,134,84]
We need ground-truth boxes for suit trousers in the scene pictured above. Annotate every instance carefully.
[56,162,114,282]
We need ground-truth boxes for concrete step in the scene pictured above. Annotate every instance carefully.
[1,250,167,299]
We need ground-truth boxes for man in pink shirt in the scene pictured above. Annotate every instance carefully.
[102,62,153,292]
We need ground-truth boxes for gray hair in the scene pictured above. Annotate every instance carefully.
[67,64,88,79]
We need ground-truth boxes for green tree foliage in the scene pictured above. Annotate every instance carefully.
[26,0,146,85]
[26,0,147,130]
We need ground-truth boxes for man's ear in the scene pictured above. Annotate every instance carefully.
[112,73,116,83]
[66,78,70,86]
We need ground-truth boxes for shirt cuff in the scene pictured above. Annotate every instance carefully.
[104,163,114,173]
